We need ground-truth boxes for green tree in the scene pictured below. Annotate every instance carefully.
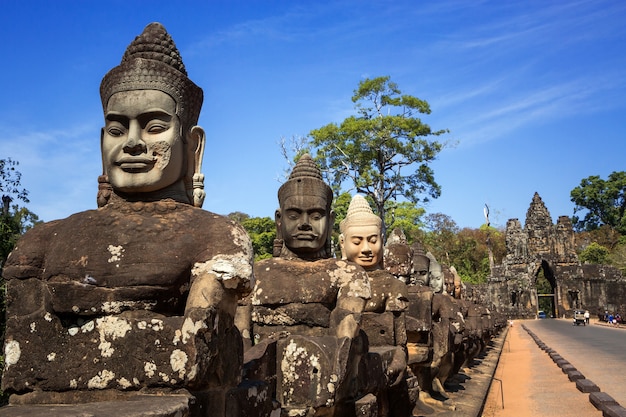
[416,213,459,265]
[570,171,626,234]
[579,242,610,264]
[0,158,37,267]
[307,76,448,239]
[384,201,425,242]
[239,216,276,261]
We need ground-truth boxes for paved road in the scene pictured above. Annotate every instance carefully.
[522,318,626,406]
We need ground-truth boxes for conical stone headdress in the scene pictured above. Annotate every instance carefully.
[278,154,333,204]
[339,194,382,233]
[100,22,203,129]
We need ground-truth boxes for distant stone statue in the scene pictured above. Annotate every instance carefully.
[339,196,410,415]
[1,23,254,412]
[246,154,371,415]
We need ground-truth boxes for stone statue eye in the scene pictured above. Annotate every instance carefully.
[107,126,125,137]
[146,122,168,133]
[310,212,323,221]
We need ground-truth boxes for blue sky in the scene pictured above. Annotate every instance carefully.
[1,0,625,229]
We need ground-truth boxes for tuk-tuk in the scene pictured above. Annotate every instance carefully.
[573,310,586,326]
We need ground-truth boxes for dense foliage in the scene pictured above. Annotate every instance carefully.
[307,76,448,238]
[571,171,626,234]
[228,212,276,261]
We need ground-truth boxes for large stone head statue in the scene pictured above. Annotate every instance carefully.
[98,22,206,208]
[274,153,335,260]
[339,195,383,271]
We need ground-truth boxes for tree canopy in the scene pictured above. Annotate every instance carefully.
[307,76,448,239]
[570,171,626,234]
[0,158,39,267]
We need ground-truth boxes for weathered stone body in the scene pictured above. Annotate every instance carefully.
[2,198,252,395]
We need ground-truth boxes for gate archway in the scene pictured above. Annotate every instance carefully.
[535,260,557,317]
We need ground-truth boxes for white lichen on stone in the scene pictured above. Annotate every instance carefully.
[144,361,157,378]
[88,369,115,389]
[330,263,371,299]
[4,340,21,368]
[95,316,132,357]
[150,319,164,331]
[69,379,78,389]
[175,317,207,345]
[101,300,148,314]
[47,352,56,362]
[138,321,147,330]
[188,364,198,381]
[251,285,263,305]
[29,322,36,333]
[281,339,324,401]
[159,372,170,382]
[72,305,80,313]
[107,244,124,264]
[170,349,188,379]
[99,341,114,358]
[44,312,53,322]
[81,320,95,333]
[117,377,132,389]
[192,253,254,291]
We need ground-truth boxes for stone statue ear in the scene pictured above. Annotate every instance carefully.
[100,128,106,176]
[186,126,206,207]
[339,233,347,260]
[187,126,206,177]
[274,209,282,238]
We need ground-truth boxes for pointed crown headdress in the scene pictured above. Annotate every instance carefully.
[339,194,382,233]
[100,22,203,129]
[278,154,333,204]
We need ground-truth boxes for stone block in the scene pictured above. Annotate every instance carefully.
[589,391,618,411]
[567,370,585,381]
[576,379,600,393]
[603,405,626,417]
[555,359,569,369]
[2,301,242,394]
[361,312,395,346]
[561,364,576,374]
[0,394,192,417]
[276,335,354,409]
[252,303,332,328]
[225,380,275,417]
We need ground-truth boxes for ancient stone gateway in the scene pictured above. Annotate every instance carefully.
[487,192,626,319]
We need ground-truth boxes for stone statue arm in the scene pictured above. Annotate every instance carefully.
[331,265,371,339]
[185,223,255,319]
[185,253,254,318]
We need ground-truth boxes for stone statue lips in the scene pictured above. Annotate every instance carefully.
[293,232,318,241]
[116,157,156,172]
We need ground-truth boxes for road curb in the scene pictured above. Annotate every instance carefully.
[521,324,626,417]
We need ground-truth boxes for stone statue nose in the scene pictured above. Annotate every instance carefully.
[299,214,312,229]
[123,121,146,154]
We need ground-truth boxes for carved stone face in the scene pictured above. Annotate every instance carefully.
[102,90,184,193]
[340,224,383,270]
[413,255,430,286]
[277,194,331,255]
[429,265,444,293]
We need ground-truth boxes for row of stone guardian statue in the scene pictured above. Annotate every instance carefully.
[0,23,502,417]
